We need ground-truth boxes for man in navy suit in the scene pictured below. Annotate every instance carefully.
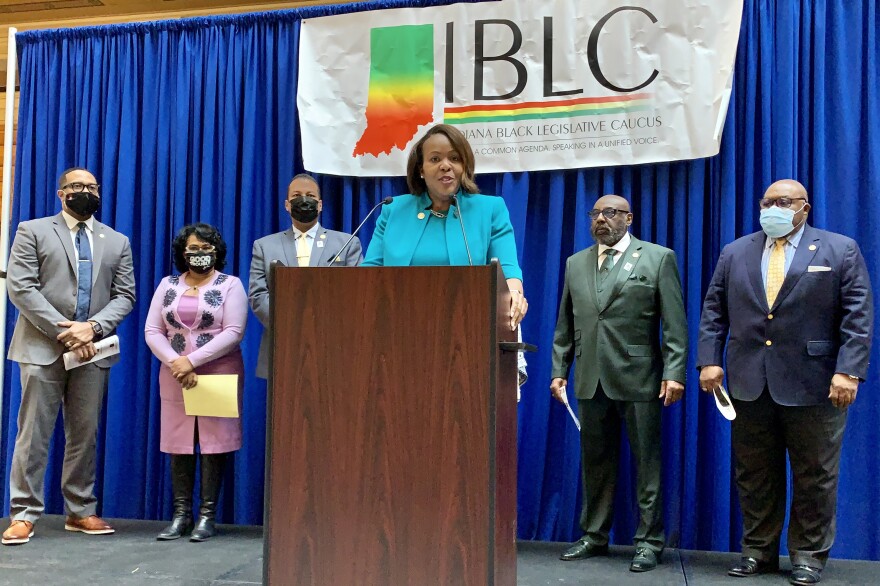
[697,180,873,586]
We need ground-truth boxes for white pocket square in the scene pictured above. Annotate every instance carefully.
[807,265,832,272]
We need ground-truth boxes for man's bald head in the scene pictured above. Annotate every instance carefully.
[594,194,631,212]
[764,179,808,202]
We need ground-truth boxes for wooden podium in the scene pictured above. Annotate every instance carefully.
[264,263,519,585]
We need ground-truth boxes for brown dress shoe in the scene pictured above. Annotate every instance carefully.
[2,520,34,545]
[64,515,115,535]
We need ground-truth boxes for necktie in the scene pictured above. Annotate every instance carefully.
[296,234,310,267]
[598,249,617,285]
[766,238,786,307]
[74,222,93,322]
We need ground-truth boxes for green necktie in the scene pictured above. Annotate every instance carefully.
[599,249,617,285]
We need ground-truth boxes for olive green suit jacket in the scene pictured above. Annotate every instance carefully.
[551,235,688,401]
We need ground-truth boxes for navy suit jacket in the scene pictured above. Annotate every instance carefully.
[697,225,873,406]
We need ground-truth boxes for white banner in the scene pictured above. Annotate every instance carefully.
[298,0,743,176]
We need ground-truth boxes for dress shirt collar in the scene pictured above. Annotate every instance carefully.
[598,231,631,258]
[293,223,321,240]
[62,210,94,232]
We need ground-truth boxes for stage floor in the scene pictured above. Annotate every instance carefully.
[0,516,875,585]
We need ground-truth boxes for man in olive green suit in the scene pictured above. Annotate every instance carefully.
[550,194,688,573]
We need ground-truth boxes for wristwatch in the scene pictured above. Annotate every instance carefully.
[847,374,860,381]
[89,321,104,341]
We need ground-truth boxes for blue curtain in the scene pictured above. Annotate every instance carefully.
[2,0,878,561]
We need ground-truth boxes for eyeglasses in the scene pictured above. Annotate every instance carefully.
[184,245,215,254]
[588,208,630,220]
[62,182,100,194]
[759,197,806,209]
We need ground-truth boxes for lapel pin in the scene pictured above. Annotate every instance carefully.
[417,212,426,220]
[809,244,817,251]
[632,252,640,258]
[320,233,327,239]
[99,233,105,238]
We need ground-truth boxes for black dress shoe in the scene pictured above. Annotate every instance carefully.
[728,556,779,577]
[559,540,609,561]
[630,547,660,572]
[789,565,821,585]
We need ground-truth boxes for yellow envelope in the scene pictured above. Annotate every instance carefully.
[182,375,239,418]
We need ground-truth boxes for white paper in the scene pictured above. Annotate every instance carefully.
[560,386,581,431]
[63,335,120,371]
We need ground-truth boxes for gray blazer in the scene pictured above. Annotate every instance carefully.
[248,225,362,378]
[7,213,136,367]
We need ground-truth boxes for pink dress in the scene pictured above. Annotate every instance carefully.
[144,272,248,454]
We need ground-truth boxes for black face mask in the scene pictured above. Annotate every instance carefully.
[66,192,101,217]
[289,196,319,223]
[184,252,216,274]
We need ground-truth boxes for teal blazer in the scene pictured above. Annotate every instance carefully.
[362,192,523,280]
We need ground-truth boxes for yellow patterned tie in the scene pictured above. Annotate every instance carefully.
[296,234,310,267]
[766,238,786,307]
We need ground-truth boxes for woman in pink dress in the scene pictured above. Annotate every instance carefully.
[144,223,247,542]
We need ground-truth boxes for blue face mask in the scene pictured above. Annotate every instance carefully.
[759,205,804,238]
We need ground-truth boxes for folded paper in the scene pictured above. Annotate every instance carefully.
[183,375,239,418]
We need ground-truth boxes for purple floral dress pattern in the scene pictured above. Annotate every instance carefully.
[166,311,183,330]
[170,333,186,354]
[204,289,223,308]
[198,311,215,329]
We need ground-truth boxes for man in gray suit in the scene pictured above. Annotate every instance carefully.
[2,167,136,545]
[550,194,688,572]
[248,174,362,379]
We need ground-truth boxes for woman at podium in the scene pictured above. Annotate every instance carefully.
[144,223,248,543]
[362,123,528,329]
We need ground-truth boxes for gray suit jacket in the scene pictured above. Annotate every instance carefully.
[7,213,136,367]
[248,225,362,378]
